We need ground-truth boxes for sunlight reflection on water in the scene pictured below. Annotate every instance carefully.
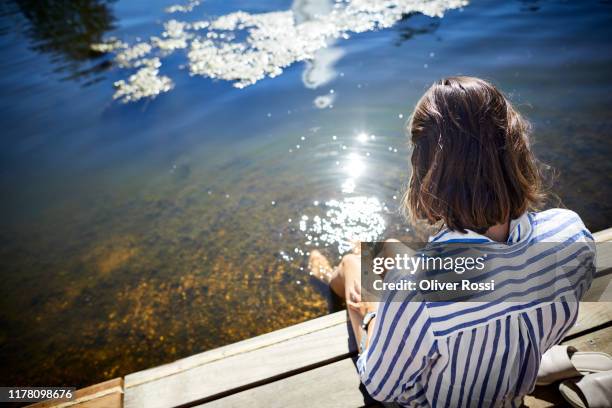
[299,196,386,254]
[288,127,397,260]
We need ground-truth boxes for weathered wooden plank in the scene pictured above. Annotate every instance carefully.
[593,227,612,243]
[524,325,612,408]
[594,229,612,293]
[70,393,123,408]
[596,241,612,273]
[124,317,356,408]
[27,378,123,408]
[194,301,609,407]
[564,324,612,354]
[205,325,612,408]
[565,302,612,338]
[580,228,612,301]
[125,297,608,408]
[196,358,372,408]
[125,311,348,388]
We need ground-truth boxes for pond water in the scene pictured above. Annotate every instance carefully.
[1,0,611,388]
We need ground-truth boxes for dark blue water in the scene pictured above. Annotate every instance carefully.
[0,0,610,388]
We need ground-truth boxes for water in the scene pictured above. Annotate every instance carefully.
[1,0,611,388]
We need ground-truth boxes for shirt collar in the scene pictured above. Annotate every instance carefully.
[428,212,532,244]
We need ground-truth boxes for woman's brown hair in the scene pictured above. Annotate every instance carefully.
[403,76,545,233]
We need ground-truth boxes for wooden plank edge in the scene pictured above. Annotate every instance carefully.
[593,227,612,242]
[564,302,612,338]
[124,301,609,408]
[525,325,612,408]
[27,378,123,408]
[563,324,612,353]
[174,353,359,408]
[196,327,612,408]
[123,322,357,408]
[197,325,612,408]
[125,296,610,392]
[193,358,371,408]
[125,311,348,388]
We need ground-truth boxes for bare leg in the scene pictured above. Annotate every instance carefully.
[308,250,344,297]
[309,251,364,344]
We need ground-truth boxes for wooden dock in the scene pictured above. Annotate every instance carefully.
[30,228,612,408]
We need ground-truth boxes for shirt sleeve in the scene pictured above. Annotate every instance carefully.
[357,297,437,402]
[556,210,596,301]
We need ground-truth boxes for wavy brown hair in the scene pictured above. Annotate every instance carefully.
[403,76,545,233]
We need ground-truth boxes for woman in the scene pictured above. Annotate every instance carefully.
[309,76,595,407]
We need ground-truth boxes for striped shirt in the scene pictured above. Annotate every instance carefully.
[357,209,595,407]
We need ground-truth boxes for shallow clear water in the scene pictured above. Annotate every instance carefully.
[0,0,611,387]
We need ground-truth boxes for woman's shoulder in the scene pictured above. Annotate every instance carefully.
[530,208,593,242]
[532,208,582,222]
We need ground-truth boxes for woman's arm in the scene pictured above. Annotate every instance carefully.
[356,298,436,402]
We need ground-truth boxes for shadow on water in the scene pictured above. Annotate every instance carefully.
[518,0,541,13]
[394,12,441,46]
[8,0,116,85]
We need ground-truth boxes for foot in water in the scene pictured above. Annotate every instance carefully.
[308,250,334,284]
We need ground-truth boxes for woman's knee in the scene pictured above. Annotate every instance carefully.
[342,253,359,267]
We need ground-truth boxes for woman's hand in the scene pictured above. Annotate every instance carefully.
[347,278,379,319]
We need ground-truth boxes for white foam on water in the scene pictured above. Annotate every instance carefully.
[314,93,335,108]
[93,0,467,102]
[112,58,174,103]
[165,0,202,14]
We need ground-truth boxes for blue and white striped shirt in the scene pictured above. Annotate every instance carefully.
[357,209,595,407]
